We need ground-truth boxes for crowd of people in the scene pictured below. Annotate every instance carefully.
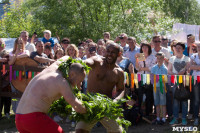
[0,29,200,132]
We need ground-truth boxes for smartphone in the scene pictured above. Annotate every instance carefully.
[89,47,96,53]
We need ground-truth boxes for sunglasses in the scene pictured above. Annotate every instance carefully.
[154,41,161,43]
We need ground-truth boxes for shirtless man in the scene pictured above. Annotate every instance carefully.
[15,56,86,133]
[76,43,125,133]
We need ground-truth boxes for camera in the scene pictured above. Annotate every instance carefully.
[89,47,96,53]
[119,36,124,39]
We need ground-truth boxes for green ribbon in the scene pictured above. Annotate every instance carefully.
[192,76,194,85]
[159,75,163,94]
[32,72,35,78]
[16,71,19,77]
[177,75,179,86]
[141,74,143,86]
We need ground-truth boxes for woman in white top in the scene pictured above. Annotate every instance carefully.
[135,42,156,116]
[189,43,200,126]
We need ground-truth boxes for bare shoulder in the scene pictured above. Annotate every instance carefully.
[115,65,124,76]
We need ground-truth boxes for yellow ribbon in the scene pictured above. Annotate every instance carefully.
[179,75,183,83]
[146,74,150,85]
[186,75,190,86]
[126,72,129,86]
[134,74,139,89]
[154,75,156,93]
[162,75,167,93]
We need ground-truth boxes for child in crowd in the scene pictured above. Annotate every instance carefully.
[54,48,64,60]
[44,45,54,59]
[151,52,168,125]
[42,30,54,48]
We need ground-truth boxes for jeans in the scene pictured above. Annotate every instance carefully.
[193,82,200,119]
[10,83,20,113]
[137,82,154,116]
[172,84,188,119]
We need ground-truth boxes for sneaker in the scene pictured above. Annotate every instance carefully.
[169,118,178,125]
[5,113,10,119]
[182,118,187,126]
[71,121,76,127]
[194,118,198,126]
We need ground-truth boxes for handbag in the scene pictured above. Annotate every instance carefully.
[174,83,190,101]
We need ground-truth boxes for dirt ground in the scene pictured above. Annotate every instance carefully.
[1,115,200,133]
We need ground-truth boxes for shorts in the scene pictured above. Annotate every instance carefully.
[15,112,64,133]
[75,117,122,133]
[153,87,166,106]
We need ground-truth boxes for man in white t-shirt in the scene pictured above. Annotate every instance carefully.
[152,35,171,67]
[20,31,36,54]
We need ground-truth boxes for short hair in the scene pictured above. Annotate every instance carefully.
[106,42,120,53]
[45,45,51,50]
[127,37,136,42]
[35,41,44,46]
[78,46,84,50]
[176,42,185,49]
[20,31,29,36]
[69,63,85,75]
[156,52,165,58]
[187,34,193,38]
[88,42,97,48]
[140,41,152,55]
[152,35,161,40]
[61,38,70,44]
[43,30,51,35]
[103,32,110,36]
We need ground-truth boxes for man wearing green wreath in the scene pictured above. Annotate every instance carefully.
[76,43,124,133]
[15,56,87,133]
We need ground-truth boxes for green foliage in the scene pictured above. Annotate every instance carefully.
[1,0,200,43]
[49,86,131,133]
[58,57,91,79]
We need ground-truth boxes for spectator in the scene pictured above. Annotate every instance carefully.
[78,46,86,60]
[65,44,79,59]
[152,35,171,67]
[124,37,140,69]
[103,32,110,42]
[97,39,105,46]
[189,42,200,126]
[44,45,54,59]
[42,30,54,48]
[53,43,62,53]
[161,36,169,48]
[151,52,168,125]
[54,48,64,60]
[8,37,30,65]
[61,38,70,52]
[97,45,106,57]
[135,41,156,116]
[0,49,11,119]
[20,31,36,54]
[168,42,190,125]
[30,41,55,66]
[28,32,38,44]
[86,42,98,58]
[0,38,5,52]
[170,40,178,56]
[183,34,195,56]
[114,33,129,53]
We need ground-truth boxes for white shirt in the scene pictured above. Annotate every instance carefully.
[136,54,157,74]
[25,42,36,54]
[152,47,171,59]
[190,53,200,76]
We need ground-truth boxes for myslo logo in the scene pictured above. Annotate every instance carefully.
[172,126,198,132]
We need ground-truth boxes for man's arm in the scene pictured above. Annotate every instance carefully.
[84,56,102,68]
[34,56,55,64]
[60,80,86,114]
[114,69,125,101]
